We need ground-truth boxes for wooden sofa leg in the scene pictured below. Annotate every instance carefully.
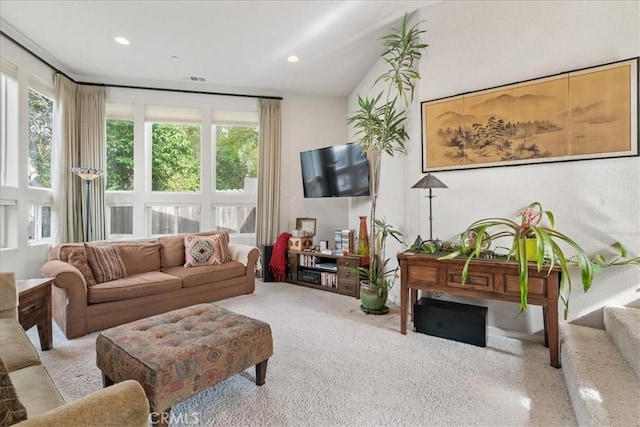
[255,359,268,386]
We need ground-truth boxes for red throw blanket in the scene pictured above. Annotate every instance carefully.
[269,232,292,282]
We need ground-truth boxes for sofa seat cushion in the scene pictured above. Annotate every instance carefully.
[9,365,65,417]
[0,319,41,372]
[88,272,182,304]
[163,261,245,288]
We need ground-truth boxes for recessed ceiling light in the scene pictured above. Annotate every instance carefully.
[287,55,299,63]
[171,56,180,61]
[114,36,130,46]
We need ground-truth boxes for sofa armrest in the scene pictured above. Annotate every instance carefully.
[229,244,260,268]
[41,260,87,291]
[16,380,149,427]
[40,260,89,339]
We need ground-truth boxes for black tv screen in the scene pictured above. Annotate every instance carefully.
[300,142,370,198]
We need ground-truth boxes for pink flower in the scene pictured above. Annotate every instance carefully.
[519,207,541,227]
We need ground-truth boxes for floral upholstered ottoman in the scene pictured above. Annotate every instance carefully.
[96,303,273,421]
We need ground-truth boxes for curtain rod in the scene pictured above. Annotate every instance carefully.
[1,30,283,101]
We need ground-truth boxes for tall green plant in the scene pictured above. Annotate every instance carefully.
[347,13,428,285]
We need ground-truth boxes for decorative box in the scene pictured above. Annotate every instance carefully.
[288,236,313,251]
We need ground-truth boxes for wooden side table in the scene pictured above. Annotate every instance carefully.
[16,278,54,351]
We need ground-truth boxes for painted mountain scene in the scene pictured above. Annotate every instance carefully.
[422,60,634,171]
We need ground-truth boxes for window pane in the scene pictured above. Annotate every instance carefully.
[106,120,134,191]
[28,204,51,241]
[151,123,201,192]
[215,125,258,192]
[214,206,255,233]
[28,89,52,188]
[110,206,133,234]
[150,206,200,235]
[177,206,200,233]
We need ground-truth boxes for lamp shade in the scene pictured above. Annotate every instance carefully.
[411,173,447,189]
[72,167,103,181]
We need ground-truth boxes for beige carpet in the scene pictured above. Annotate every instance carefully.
[30,281,577,426]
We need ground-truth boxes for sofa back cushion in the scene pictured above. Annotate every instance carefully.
[68,250,97,286]
[114,242,162,275]
[159,231,229,269]
[84,244,127,284]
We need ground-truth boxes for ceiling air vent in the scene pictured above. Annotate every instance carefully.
[181,75,207,83]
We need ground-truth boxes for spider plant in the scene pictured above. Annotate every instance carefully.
[440,202,639,318]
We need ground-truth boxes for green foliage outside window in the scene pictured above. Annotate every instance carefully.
[28,89,52,188]
[106,120,134,191]
[216,125,258,191]
[104,121,258,193]
[151,123,201,192]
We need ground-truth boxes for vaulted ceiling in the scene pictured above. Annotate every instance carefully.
[0,1,437,97]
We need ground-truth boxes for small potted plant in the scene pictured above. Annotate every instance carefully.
[355,218,403,313]
[440,201,639,318]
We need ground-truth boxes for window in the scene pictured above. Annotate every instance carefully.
[215,125,258,192]
[28,204,51,242]
[150,123,201,192]
[109,206,133,235]
[106,119,134,191]
[28,88,53,189]
[149,205,200,235]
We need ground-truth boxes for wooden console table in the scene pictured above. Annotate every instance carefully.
[17,278,54,351]
[398,252,561,368]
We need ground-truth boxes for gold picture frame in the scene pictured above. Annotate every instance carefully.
[421,57,638,172]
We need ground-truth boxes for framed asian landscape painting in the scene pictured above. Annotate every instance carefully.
[421,57,639,172]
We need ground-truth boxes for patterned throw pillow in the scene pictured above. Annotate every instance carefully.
[0,358,27,426]
[84,244,127,284]
[68,250,97,286]
[184,234,231,267]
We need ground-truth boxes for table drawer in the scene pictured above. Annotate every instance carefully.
[445,269,494,292]
[337,258,359,269]
[338,280,357,296]
[408,265,438,284]
[503,275,546,296]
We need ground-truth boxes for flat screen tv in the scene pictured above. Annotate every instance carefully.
[300,142,370,198]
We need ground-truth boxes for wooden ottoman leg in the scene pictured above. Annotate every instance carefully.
[102,373,114,387]
[255,359,268,386]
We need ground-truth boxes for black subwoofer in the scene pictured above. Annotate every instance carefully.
[414,297,488,347]
[261,244,276,282]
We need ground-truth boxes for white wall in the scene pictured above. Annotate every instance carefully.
[349,0,640,334]
[279,94,350,245]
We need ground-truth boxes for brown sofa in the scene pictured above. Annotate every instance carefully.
[40,231,260,339]
[0,272,149,426]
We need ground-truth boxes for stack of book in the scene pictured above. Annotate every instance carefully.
[333,228,354,254]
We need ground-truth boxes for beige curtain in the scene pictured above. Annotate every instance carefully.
[52,74,106,243]
[256,98,282,247]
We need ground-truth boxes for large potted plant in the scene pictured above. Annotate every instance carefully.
[347,13,428,313]
[440,201,639,318]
